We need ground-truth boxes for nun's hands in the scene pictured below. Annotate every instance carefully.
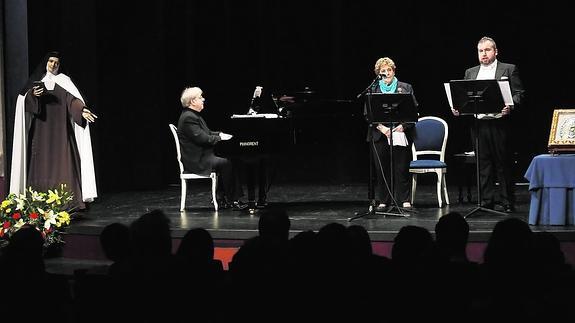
[32,86,44,97]
[82,108,98,123]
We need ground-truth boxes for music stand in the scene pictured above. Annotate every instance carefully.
[449,79,508,218]
[349,92,417,221]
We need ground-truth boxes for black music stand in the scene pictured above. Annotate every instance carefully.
[449,79,508,218]
[349,92,417,221]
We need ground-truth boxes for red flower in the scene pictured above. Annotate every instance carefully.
[2,221,10,229]
[29,212,39,220]
[12,213,21,220]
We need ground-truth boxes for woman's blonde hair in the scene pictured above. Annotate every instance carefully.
[374,57,396,75]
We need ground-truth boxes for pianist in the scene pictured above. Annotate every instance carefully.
[177,86,248,210]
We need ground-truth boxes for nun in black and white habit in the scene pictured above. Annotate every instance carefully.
[9,51,97,210]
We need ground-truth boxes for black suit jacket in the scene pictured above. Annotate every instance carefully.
[365,80,418,143]
[464,61,525,108]
[177,109,221,175]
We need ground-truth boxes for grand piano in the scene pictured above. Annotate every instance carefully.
[215,86,366,184]
[215,86,295,159]
[215,114,294,160]
[214,90,295,205]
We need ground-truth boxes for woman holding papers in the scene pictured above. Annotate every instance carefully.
[366,57,418,211]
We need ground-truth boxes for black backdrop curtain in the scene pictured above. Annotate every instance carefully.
[9,0,573,193]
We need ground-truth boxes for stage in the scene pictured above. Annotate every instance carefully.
[45,182,575,274]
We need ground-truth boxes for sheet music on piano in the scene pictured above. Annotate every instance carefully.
[215,85,292,157]
[231,113,279,119]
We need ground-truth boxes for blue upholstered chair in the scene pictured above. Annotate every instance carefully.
[409,116,450,207]
[169,124,218,211]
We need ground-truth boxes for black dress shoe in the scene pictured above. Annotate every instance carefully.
[375,203,388,212]
[256,200,268,209]
[231,201,249,211]
[503,204,515,213]
[216,200,230,209]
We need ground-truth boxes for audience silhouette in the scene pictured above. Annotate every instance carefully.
[434,212,481,320]
[435,212,471,263]
[227,208,291,322]
[5,208,573,322]
[100,222,131,265]
[0,225,72,322]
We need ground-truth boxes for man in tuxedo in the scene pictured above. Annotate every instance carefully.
[177,87,247,210]
[452,36,525,213]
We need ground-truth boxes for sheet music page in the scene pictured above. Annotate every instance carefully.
[232,114,265,118]
[387,132,409,146]
[260,113,278,118]
[231,113,278,119]
[444,83,453,108]
[220,133,233,140]
[498,80,514,106]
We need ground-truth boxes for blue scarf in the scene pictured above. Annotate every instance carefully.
[379,77,398,93]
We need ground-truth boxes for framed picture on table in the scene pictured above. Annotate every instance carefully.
[548,109,575,154]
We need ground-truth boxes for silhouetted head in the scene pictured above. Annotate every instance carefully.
[484,218,533,267]
[435,212,469,255]
[177,227,214,262]
[130,209,172,257]
[317,222,351,261]
[392,225,434,264]
[347,224,373,258]
[532,231,565,267]
[258,209,291,242]
[4,225,46,274]
[100,222,131,262]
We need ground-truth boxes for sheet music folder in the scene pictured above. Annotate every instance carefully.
[448,79,505,115]
[365,93,417,124]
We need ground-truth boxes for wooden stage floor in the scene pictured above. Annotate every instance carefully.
[51,182,575,269]
[66,182,574,239]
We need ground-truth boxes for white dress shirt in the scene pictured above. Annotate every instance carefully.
[476,60,502,119]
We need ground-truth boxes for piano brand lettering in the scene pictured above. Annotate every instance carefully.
[240,141,259,146]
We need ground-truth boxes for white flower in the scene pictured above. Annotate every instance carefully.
[13,219,26,230]
[43,210,58,230]
[31,190,45,202]
[14,197,26,211]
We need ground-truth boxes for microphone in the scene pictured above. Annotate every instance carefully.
[357,74,384,99]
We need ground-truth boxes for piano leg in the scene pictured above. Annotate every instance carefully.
[243,157,269,209]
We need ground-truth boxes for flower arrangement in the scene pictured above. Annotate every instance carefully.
[0,184,73,248]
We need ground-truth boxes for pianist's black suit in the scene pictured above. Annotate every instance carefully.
[177,109,242,202]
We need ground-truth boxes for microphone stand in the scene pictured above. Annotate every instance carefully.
[349,75,382,221]
[356,75,382,99]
